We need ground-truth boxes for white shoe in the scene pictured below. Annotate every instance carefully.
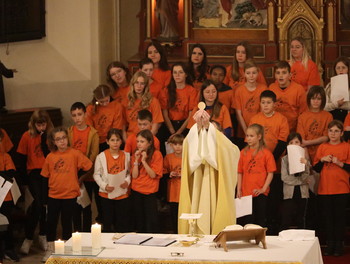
[41,242,54,263]
[38,235,48,251]
[20,239,33,255]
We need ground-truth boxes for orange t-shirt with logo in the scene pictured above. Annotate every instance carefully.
[269,81,307,132]
[163,153,182,203]
[112,85,130,104]
[17,131,46,170]
[124,133,160,154]
[218,85,235,113]
[159,84,198,121]
[71,126,91,156]
[152,68,171,88]
[123,97,164,136]
[0,128,13,153]
[314,142,350,195]
[297,110,333,162]
[86,100,125,143]
[238,148,276,197]
[131,150,163,195]
[290,59,320,91]
[41,148,93,199]
[150,80,164,100]
[0,152,16,201]
[224,65,267,89]
[187,105,232,130]
[249,112,289,153]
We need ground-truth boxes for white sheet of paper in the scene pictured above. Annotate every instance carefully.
[107,174,128,199]
[179,213,203,220]
[10,178,21,205]
[235,195,252,218]
[0,213,9,225]
[331,74,349,102]
[77,183,91,208]
[165,142,174,155]
[0,176,13,207]
[287,145,305,175]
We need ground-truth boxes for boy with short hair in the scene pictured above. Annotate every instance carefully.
[139,58,163,100]
[68,102,99,232]
[269,61,307,132]
[124,109,160,154]
[163,133,184,233]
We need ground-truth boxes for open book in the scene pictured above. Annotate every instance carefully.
[223,224,263,231]
[113,234,176,247]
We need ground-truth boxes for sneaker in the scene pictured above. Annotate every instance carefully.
[4,250,20,262]
[20,239,33,255]
[38,235,48,251]
[41,242,54,263]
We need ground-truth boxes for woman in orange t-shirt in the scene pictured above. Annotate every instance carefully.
[313,120,350,256]
[123,71,163,137]
[41,127,92,262]
[237,124,276,227]
[188,44,209,91]
[17,110,54,255]
[131,130,163,233]
[106,61,131,103]
[289,37,320,92]
[93,129,131,232]
[145,40,171,88]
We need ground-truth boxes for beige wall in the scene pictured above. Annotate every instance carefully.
[0,0,136,126]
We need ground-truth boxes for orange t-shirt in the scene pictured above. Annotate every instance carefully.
[218,84,235,113]
[224,65,267,89]
[99,149,129,200]
[86,100,125,143]
[152,68,171,88]
[123,97,164,135]
[150,79,164,100]
[124,133,160,154]
[159,84,197,121]
[112,85,130,104]
[163,153,182,203]
[238,148,276,197]
[131,150,163,195]
[249,112,289,153]
[187,105,232,130]
[290,59,321,91]
[71,126,91,155]
[0,152,16,201]
[269,81,307,132]
[41,148,93,199]
[297,110,333,162]
[0,128,13,153]
[314,142,350,195]
[17,131,46,170]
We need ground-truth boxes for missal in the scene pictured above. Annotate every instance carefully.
[113,234,152,245]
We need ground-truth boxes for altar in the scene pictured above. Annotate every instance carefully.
[46,233,323,264]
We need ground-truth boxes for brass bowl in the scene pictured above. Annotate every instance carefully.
[179,239,198,247]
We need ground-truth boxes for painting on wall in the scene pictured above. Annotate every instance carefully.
[340,0,350,29]
[192,0,267,29]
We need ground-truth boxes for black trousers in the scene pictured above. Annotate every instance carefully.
[169,202,179,234]
[132,191,159,233]
[319,193,349,242]
[100,196,131,232]
[25,169,47,239]
[0,200,15,250]
[47,197,76,242]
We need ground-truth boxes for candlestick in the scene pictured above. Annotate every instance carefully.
[72,232,82,253]
[91,223,101,249]
[54,239,64,254]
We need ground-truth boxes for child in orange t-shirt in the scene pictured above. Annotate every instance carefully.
[269,61,308,132]
[237,124,276,227]
[0,128,13,153]
[106,61,131,103]
[0,131,20,262]
[297,86,333,163]
[139,58,164,100]
[94,129,131,232]
[131,129,163,233]
[125,109,160,154]
[68,102,99,232]
[17,110,54,255]
[86,84,126,151]
[313,120,350,256]
[41,127,92,262]
[163,134,184,233]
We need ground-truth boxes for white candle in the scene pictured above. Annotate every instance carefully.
[91,223,101,249]
[55,239,64,254]
[72,232,82,252]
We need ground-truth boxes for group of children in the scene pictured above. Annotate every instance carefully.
[0,42,350,262]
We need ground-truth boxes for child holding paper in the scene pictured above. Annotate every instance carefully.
[324,56,350,122]
[280,132,310,231]
[93,128,131,232]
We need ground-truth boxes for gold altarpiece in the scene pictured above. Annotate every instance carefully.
[130,0,350,84]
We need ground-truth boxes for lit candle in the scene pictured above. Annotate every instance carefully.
[72,232,82,252]
[91,223,101,249]
[55,239,64,254]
